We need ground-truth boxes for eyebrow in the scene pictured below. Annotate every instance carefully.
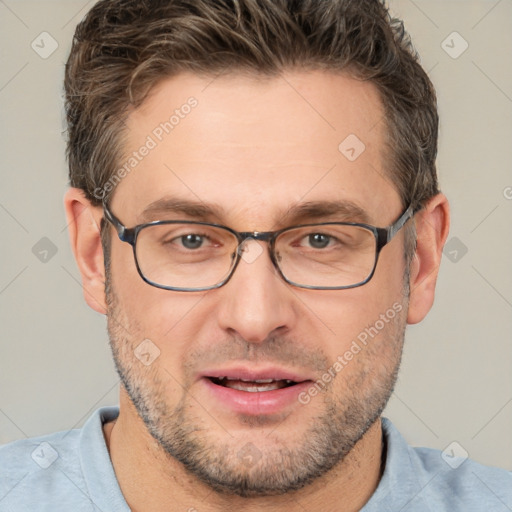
[138,196,372,226]
[138,197,226,223]
[281,200,372,225]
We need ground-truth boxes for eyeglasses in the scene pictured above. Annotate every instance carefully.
[102,201,416,292]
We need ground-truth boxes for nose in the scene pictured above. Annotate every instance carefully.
[215,239,297,343]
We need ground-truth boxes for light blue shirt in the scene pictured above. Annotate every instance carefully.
[0,406,511,511]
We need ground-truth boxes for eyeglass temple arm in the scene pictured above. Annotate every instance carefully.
[102,201,134,244]
[375,204,419,251]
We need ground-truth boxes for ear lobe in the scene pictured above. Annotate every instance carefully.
[407,193,450,325]
[63,188,108,315]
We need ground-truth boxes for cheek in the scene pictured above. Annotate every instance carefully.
[366,241,407,306]
[108,243,208,363]
[110,241,170,330]
[326,300,406,393]
[298,284,403,348]
[295,251,406,363]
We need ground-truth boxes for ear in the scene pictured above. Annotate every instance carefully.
[407,193,450,324]
[63,188,107,315]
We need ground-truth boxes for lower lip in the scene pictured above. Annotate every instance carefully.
[201,378,312,415]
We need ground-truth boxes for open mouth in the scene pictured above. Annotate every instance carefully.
[208,377,299,392]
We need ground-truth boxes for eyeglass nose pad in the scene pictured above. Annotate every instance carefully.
[236,237,265,265]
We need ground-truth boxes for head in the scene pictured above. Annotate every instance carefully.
[64,0,449,498]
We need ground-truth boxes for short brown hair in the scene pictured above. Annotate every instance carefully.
[65,0,440,262]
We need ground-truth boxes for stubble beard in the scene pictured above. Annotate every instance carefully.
[105,270,408,497]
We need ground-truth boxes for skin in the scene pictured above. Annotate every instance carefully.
[64,70,449,512]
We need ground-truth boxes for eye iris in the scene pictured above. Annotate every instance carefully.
[182,234,203,249]
[309,233,329,249]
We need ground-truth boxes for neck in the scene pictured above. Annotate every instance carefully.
[104,392,384,512]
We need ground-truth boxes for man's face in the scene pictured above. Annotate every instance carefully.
[105,70,409,496]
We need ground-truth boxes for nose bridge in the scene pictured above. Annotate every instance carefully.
[234,231,279,274]
[217,236,295,343]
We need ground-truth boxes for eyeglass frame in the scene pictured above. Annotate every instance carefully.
[102,199,418,292]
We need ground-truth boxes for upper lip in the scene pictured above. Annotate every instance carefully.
[199,365,315,383]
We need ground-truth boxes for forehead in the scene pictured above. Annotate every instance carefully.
[113,70,401,227]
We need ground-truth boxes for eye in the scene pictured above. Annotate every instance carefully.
[177,233,207,250]
[306,233,332,249]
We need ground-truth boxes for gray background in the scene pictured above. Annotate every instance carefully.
[1,0,511,471]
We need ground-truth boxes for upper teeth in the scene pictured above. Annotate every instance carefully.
[220,377,292,383]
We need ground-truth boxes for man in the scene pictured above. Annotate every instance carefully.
[0,0,510,510]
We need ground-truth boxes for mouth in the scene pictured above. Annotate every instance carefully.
[199,367,313,415]
[207,376,299,392]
